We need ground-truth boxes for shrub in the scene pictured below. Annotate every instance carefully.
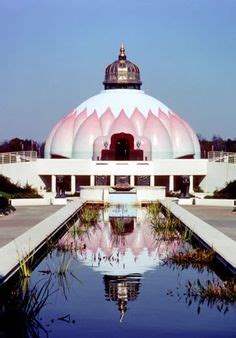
[0,175,42,198]
[205,180,236,199]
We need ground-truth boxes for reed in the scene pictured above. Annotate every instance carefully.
[112,218,125,235]
[185,278,236,310]
[39,252,80,276]
[79,205,100,227]
[56,252,73,275]
[148,203,194,243]
[150,214,180,241]
[16,241,35,279]
[164,248,215,269]
[0,279,53,337]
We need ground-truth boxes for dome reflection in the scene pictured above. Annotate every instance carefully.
[58,207,181,321]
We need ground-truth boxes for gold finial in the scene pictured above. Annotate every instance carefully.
[119,42,126,60]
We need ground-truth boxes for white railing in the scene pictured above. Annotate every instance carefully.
[208,151,236,164]
[0,151,37,164]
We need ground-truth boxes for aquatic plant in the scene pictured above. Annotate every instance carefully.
[150,213,180,241]
[39,252,79,276]
[45,235,54,252]
[112,218,125,235]
[184,278,236,313]
[56,252,74,275]
[16,241,35,279]
[163,248,215,270]
[147,203,194,244]
[57,238,79,253]
[79,205,100,228]
[0,279,53,337]
[39,252,81,300]
[67,222,86,240]
[147,202,162,220]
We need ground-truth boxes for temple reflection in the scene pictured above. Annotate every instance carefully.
[58,206,181,320]
[104,274,141,322]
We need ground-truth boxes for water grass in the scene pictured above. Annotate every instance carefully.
[147,202,194,243]
[184,278,236,313]
[163,248,215,270]
[150,212,181,241]
[39,252,82,300]
[16,241,35,279]
[0,279,54,337]
[112,218,125,235]
[39,252,79,276]
[79,205,100,228]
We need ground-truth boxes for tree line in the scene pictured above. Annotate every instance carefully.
[198,135,236,158]
[0,138,45,158]
[0,136,235,159]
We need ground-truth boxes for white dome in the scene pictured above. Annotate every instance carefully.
[45,89,200,160]
[75,89,169,118]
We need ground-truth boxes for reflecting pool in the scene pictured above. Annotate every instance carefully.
[1,205,236,338]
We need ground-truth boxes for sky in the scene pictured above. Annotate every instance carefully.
[0,0,236,143]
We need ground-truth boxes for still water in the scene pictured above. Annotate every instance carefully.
[1,205,236,337]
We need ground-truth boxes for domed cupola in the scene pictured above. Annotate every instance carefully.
[103,44,142,90]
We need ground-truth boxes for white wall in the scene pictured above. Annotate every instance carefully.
[200,162,236,193]
[136,187,166,203]
[0,162,45,190]
[11,198,51,206]
[1,158,236,194]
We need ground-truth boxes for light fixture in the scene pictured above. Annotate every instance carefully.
[104,141,108,149]
[136,140,141,148]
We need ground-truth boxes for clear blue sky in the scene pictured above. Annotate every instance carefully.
[0,0,236,142]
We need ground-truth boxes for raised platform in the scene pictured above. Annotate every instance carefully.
[80,186,166,204]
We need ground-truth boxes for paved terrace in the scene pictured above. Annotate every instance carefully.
[0,199,84,284]
[183,205,236,241]
[160,200,236,273]
[0,205,62,247]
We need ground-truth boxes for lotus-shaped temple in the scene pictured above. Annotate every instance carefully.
[45,45,200,161]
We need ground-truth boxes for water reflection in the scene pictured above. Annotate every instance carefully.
[57,206,182,320]
[58,207,181,276]
[1,205,236,338]
[104,274,141,322]
[0,279,52,338]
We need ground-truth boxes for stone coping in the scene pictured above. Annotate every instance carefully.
[160,199,236,273]
[0,199,84,284]
[178,198,236,207]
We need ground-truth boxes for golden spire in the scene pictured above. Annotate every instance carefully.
[119,43,126,60]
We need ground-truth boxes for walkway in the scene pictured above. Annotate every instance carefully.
[183,205,236,241]
[0,199,84,284]
[0,205,62,247]
[160,200,236,273]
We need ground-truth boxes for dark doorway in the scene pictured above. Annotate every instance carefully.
[101,133,143,161]
[115,138,130,160]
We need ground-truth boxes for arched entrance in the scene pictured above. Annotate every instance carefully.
[101,133,143,161]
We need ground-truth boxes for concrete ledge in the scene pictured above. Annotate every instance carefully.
[80,186,166,205]
[160,199,236,273]
[11,198,51,206]
[178,198,193,206]
[136,186,166,204]
[0,199,84,284]
[195,198,236,207]
[178,198,236,207]
[51,198,67,205]
[80,187,109,203]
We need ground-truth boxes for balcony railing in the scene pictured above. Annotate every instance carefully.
[0,151,37,164]
[208,151,236,164]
